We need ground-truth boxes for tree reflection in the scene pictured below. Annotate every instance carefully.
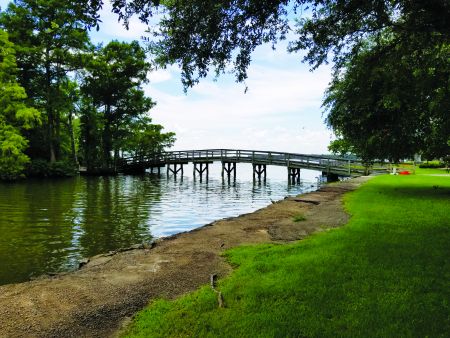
[0,178,78,284]
[75,175,160,258]
[0,175,161,285]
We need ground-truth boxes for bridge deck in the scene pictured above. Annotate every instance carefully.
[122,149,387,177]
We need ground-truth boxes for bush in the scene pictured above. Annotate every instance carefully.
[26,159,78,178]
[419,162,444,168]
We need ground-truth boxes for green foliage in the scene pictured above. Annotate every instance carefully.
[0,125,30,180]
[25,159,78,178]
[78,98,103,171]
[113,0,290,88]
[0,29,40,180]
[110,0,449,161]
[0,0,99,162]
[81,40,155,169]
[0,2,175,179]
[122,117,176,159]
[123,173,450,337]
[327,138,355,157]
[110,1,450,88]
[324,34,449,162]
[419,162,445,169]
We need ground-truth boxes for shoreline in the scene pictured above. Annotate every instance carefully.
[0,176,371,338]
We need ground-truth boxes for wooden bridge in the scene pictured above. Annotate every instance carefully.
[121,149,381,183]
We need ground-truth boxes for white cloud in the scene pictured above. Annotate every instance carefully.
[145,49,333,154]
[148,64,330,119]
[148,68,172,83]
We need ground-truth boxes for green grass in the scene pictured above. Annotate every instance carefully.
[292,213,306,222]
[415,166,449,175]
[123,171,450,338]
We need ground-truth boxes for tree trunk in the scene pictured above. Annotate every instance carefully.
[68,111,78,165]
[102,105,112,169]
[55,101,61,161]
[45,51,56,163]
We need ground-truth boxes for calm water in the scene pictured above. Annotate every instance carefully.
[0,163,320,285]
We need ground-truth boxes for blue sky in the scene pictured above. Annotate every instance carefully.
[1,1,334,154]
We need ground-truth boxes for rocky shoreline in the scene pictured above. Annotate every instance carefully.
[0,176,371,338]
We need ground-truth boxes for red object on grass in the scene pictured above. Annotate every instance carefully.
[399,171,410,175]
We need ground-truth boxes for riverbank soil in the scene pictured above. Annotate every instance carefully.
[0,177,371,338]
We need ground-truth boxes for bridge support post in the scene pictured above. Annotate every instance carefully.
[252,163,266,182]
[167,162,186,177]
[193,161,212,182]
[222,162,236,181]
[149,166,163,175]
[288,167,301,184]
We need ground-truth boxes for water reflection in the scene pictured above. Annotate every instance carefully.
[0,164,319,285]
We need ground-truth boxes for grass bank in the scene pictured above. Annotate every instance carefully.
[123,172,449,337]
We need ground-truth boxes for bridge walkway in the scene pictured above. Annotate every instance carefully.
[121,149,383,181]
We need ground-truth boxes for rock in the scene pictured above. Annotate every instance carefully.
[142,241,156,250]
[78,258,90,269]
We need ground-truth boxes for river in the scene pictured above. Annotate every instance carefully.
[0,163,321,285]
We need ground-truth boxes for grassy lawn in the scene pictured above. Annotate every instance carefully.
[123,172,450,337]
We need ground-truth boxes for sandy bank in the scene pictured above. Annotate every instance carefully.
[0,176,371,338]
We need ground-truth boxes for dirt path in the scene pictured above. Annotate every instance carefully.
[0,177,371,338]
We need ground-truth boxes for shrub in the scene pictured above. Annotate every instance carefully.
[26,159,78,178]
[419,162,444,168]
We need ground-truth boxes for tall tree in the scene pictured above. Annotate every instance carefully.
[108,0,449,87]
[0,0,99,162]
[81,40,154,170]
[78,96,102,171]
[0,30,40,180]
[324,36,449,162]
[121,116,176,160]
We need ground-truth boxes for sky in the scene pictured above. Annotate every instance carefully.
[1,1,334,154]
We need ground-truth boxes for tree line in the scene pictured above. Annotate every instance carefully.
[0,0,175,180]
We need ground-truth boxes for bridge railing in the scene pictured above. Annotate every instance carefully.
[121,148,393,175]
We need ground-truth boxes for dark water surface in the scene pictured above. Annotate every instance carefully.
[0,163,319,285]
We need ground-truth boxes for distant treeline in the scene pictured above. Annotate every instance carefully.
[0,0,175,180]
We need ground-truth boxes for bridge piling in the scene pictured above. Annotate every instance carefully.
[253,164,266,182]
[167,162,187,177]
[193,162,212,181]
[288,167,301,184]
[149,166,162,175]
[222,162,236,181]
